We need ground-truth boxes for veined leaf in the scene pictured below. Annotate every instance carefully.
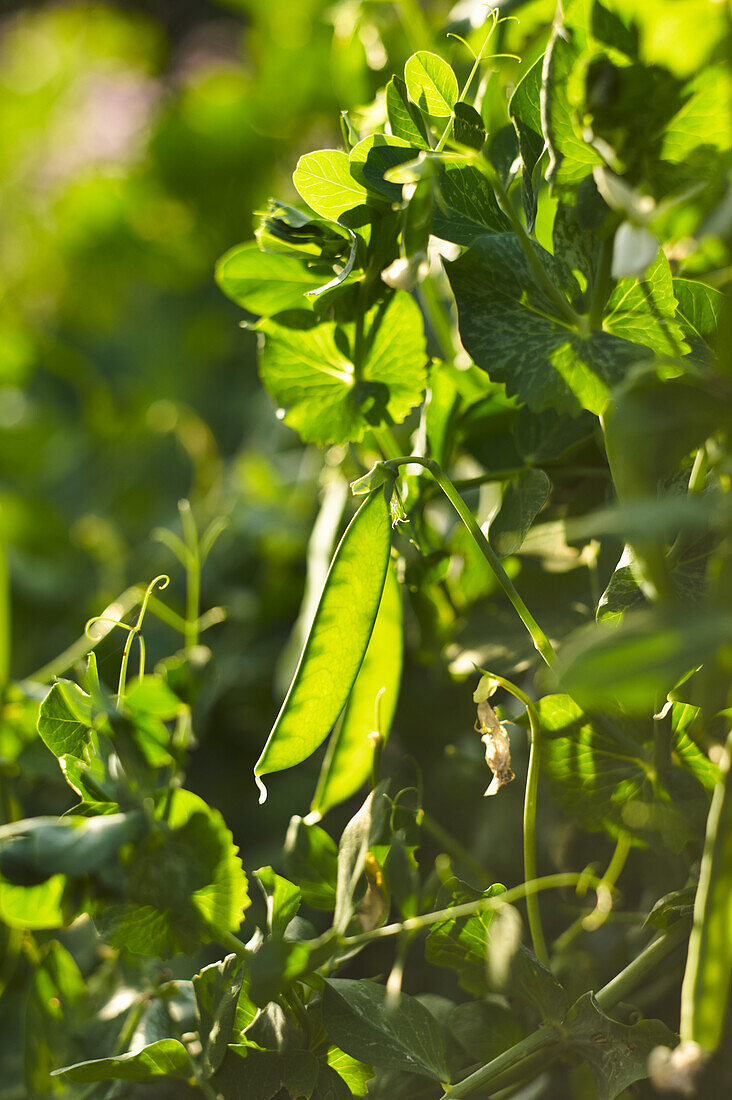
[215,243,330,316]
[283,815,338,910]
[350,135,419,201]
[254,488,392,797]
[452,103,486,151]
[193,953,244,1077]
[97,790,249,958]
[433,160,511,245]
[509,53,545,229]
[539,689,710,855]
[404,51,458,118]
[254,866,301,936]
[543,7,601,189]
[37,680,93,760]
[334,784,389,935]
[489,469,551,558]
[327,1046,374,1096]
[386,75,430,147]
[425,879,507,996]
[563,992,677,1100]
[673,278,724,360]
[55,1040,193,1083]
[293,149,374,221]
[445,234,641,415]
[604,252,687,357]
[311,565,403,818]
[323,979,451,1081]
[258,291,427,446]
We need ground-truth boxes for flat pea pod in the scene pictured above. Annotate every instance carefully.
[254,486,392,802]
[680,729,732,1049]
[309,564,403,819]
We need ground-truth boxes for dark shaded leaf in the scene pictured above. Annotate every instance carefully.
[323,979,451,1082]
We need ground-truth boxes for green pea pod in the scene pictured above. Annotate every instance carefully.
[254,487,392,802]
[680,730,732,1050]
[309,564,403,819]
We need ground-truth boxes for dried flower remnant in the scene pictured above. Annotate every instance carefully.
[476,700,514,796]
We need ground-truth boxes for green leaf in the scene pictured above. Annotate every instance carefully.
[258,291,427,446]
[386,75,430,147]
[0,812,145,886]
[37,680,93,760]
[557,609,732,714]
[489,469,551,557]
[425,878,507,996]
[514,406,595,464]
[283,815,338,910]
[254,866,302,936]
[604,252,687,357]
[254,488,392,794]
[327,1046,374,1096]
[323,979,451,1081]
[98,790,249,958]
[311,565,403,817]
[681,733,732,1049]
[433,160,511,245]
[0,874,65,929]
[55,1039,193,1083]
[293,149,374,221]
[193,953,244,1077]
[445,234,641,415]
[215,243,329,316]
[537,694,651,834]
[538,694,708,849]
[404,51,458,118]
[124,675,184,720]
[452,102,486,151]
[349,135,419,201]
[25,941,87,1095]
[216,1049,341,1100]
[509,53,545,229]
[447,1001,522,1064]
[334,784,389,935]
[563,992,678,1100]
[543,12,602,189]
[674,278,724,360]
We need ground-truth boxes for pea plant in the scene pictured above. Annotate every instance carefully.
[1,1,731,1097]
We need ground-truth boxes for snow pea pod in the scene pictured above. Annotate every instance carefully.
[680,730,732,1050]
[254,486,392,802]
[310,564,403,819]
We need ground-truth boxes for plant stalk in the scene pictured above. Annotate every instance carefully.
[440,920,689,1098]
[384,457,556,666]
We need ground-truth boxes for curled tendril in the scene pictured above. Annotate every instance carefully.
[85,616,136,641]
[85,575,170,703]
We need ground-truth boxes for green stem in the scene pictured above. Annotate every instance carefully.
[687,444,708,494]
[477,672,548,966]
[589,236,614,329]
[342,872,590,948]
[440,921,688,1098]
[220,931,251,960]
[384,457,556,666]
[179,500,200,650]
